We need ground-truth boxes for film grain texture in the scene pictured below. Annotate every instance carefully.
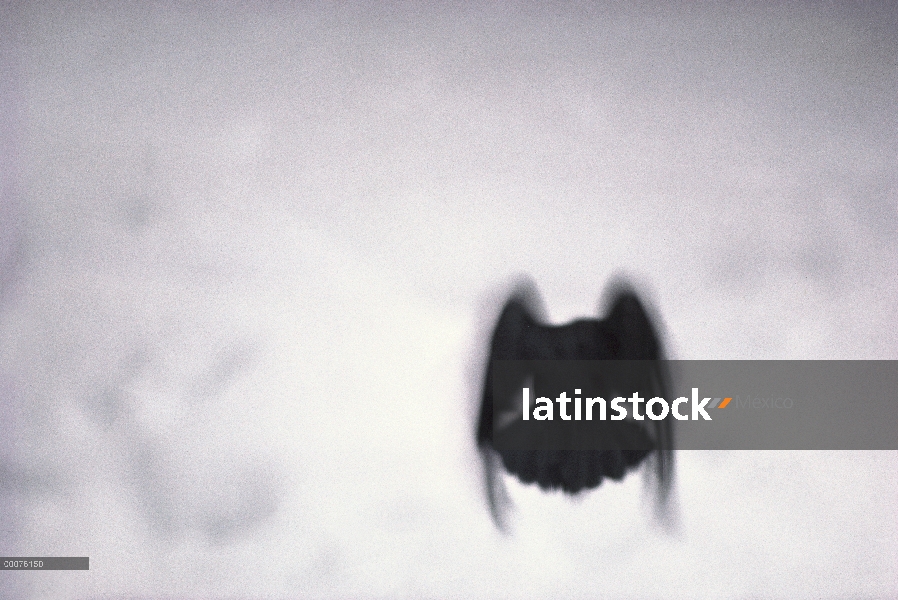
[1,2,897,599]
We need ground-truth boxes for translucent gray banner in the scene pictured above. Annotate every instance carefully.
[491,361,898,450]
[1,557,89,570]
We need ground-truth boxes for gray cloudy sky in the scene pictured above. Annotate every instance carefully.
[1,2,897,599]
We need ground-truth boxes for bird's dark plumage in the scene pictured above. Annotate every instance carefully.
[477,281,674,529]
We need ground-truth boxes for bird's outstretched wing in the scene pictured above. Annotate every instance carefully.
[477,281,674,530]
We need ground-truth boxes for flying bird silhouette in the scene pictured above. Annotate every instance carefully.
[477,280,675,530]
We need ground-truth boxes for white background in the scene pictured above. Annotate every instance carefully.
[1,2,896,599]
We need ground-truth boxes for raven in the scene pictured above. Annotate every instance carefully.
[477,280,675,530]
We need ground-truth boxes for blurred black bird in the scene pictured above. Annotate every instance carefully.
[477,280,674,530]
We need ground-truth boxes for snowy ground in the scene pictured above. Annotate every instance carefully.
[1,2,897,599]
